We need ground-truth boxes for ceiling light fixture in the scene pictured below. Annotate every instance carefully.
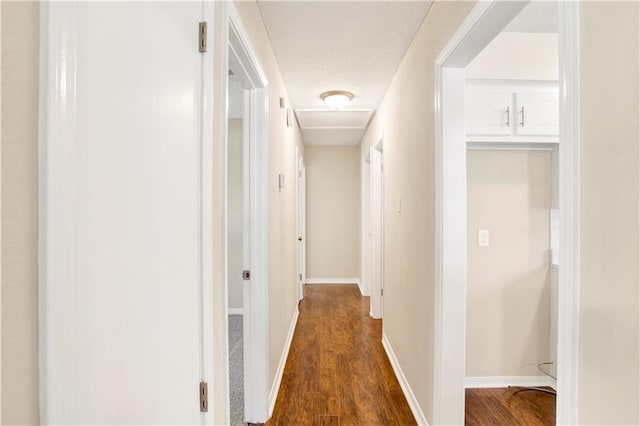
[321,90,353,109]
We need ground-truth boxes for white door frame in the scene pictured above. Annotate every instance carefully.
[433,1,581,424]
[38,2,215,424]
[217,3,270,424]
[296,149,306,302]
[370,138,384,319]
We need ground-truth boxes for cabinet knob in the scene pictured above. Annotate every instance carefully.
[519,106,525,127]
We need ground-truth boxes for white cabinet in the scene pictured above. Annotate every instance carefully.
[514,91,559,136]
[465,79,559,143]
[466,88,512,136]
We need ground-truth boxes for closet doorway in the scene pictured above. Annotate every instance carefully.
[433,1,580,424]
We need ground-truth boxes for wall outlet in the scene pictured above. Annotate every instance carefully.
[478,229,490,247]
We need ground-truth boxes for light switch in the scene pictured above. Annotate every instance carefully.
[478,229,490,247]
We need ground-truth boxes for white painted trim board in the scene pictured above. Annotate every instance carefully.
[227,308,244,316]
[465,376,556,390]
[382,334,429,426]
[305,278,364,295]
[268,308,300,417]
[305,278,361,285]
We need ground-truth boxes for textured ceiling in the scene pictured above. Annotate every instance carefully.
[504,1,558,33]
[258,1,433,145]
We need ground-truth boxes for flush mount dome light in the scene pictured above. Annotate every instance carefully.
[321,90,353,109]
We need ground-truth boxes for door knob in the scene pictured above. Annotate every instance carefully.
[298,236,303,241]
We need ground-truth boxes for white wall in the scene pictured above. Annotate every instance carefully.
[466,150,551,377]
[306,145,361,280]
[466,32,558,81]
[227,119,243,310]
[578,2,639,424]
[1,2,40,424]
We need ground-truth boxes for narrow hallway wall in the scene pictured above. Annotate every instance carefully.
[211,2,306,420]
[359,2,476,421]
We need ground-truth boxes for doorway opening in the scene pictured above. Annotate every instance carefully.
[463,3,560,423]
[296,150,307,302]
[433,1,580,425]
[219,3,270,424]
[369,138,384,319]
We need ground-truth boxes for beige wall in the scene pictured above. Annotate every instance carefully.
[466,32,558,81]
[466,150,551,377]
[1,2,40,425]
[360,1,476,421]
[227,119,243,310]
[305,145,360,279]
[579,2,639,424]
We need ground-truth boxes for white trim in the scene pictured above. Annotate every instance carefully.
[382,334,429,426]
[227,308,244,316]
[465,376,556,390]
[268,308,300,417]
[305,278,361,285]
[556,1,581,424]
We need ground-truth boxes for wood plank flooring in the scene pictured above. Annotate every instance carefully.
[267,284,416,425]
[465,387,556,426]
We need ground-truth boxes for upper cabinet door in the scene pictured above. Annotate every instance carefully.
[514,91,560,136]
[465,89,512,136]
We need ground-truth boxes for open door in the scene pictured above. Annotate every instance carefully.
[39,3,214,424]
[370,141,384,319]
[296,152,307,301]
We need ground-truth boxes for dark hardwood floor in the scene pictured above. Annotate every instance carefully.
[268,284,416,425]
[465,387,556,426]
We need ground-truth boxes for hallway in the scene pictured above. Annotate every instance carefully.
[268,285,416,425]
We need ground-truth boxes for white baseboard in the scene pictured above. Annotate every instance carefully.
[356,279,364,295]
[227,308,244,315]
[382,334,429,425]
[268,307,299,416]
[305,278,360,285]
[465,375,556,389]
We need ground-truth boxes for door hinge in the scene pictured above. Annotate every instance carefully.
[299,273,302,280]
[243,270,251,280]
[381,289,384,296]
[199,381,208,413]
[199,22,207,53]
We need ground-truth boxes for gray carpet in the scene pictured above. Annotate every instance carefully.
[229,315,244,426]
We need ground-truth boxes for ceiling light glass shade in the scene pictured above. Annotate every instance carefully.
[321,90,353,109]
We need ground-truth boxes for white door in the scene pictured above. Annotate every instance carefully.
[370,145,384,319]
[297,154,307,301]
[40,3,212,424]
[362,156,371,296]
